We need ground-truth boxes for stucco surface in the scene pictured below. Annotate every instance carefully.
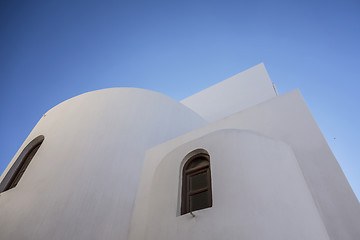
[131,89,360,240]
[181,63,277,122]
[1,64,359,240]
[0,88,207,240]
[141,129,330,240]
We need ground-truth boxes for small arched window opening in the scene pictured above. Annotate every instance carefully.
[181,152,212,215]
[0,135,44,193]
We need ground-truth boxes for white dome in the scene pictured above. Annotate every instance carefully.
[0,88,207,240]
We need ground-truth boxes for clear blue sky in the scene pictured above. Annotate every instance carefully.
[0,0,359,199]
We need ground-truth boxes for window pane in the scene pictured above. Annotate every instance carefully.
[189,172,208,191]
[189,158,208,169]
[190,191,210,212]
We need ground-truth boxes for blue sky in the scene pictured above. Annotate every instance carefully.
[0,0,359,199]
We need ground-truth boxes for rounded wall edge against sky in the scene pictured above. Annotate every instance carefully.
[135,129,330,240]
[0,88,207,240]
[130,88,360,240]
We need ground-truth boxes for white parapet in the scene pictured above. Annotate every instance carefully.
[181,63,277,122]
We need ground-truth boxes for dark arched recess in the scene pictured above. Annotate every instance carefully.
[0,135,44,193]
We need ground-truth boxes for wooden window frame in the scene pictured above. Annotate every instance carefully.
[181,153,212,215]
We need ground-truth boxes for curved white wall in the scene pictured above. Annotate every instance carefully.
[0,88,207,240]
[142,129,330,240]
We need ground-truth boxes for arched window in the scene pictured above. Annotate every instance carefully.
[181,152,212,215]
[0,135,44,193]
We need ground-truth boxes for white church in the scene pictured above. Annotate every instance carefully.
[0,63,359,240]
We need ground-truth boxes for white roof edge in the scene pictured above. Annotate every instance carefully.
[180,63,277,122]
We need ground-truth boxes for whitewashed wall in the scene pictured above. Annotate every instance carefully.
[181,63,277,122]
[1,63,359,240]
[130,90,360,240]
[0,88,206,240]
[140,129,330,240]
